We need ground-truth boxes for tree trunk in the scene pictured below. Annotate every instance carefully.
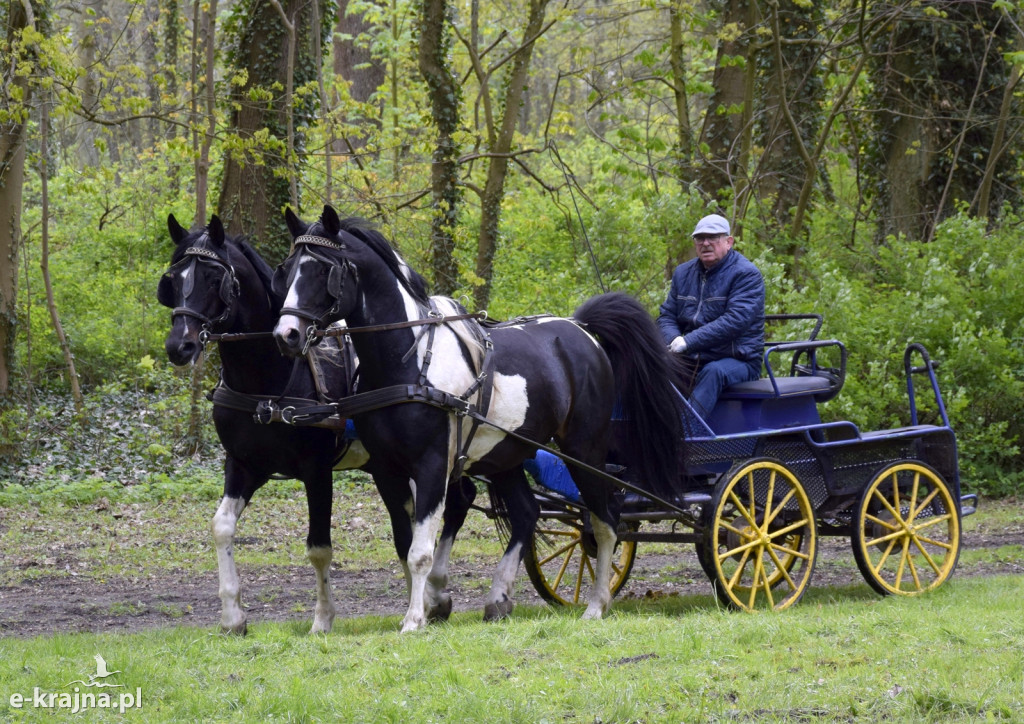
[39,99,84,415]
[0,0,34,401]
[334,0,386,109]
[472,0,551,312]
[668,0,693,177]
[418,0,461,296]
[696,0,755,201]
[193,0,218,227]
[218,0,326,262]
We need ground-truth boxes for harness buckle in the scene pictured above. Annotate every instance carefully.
[301,325,320,356]
[254,400,274,425]
[279,406,297,424]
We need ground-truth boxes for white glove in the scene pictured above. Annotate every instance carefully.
[669,336,687,353]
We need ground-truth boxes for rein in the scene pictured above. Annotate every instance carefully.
[200,311,488,344]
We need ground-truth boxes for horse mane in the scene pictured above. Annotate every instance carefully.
[234,238,281,311]
[333,217,485,365]
[336,217,431,306]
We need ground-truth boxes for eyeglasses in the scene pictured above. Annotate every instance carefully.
[693,234,727,244]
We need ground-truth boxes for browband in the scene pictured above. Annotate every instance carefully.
[294,234,346,250]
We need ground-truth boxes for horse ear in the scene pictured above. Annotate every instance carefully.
[321,205,341,235]
[284,207,305,238]
[168,214,188,246]
[208,215,226,247]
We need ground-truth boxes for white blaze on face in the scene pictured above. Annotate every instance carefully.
[274,252,315,338]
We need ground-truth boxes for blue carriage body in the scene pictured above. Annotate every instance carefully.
[526,325,969,519]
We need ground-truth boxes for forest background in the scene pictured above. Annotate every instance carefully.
[2,0,1024,500]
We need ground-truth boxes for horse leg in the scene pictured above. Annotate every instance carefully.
[562,452,619,620]
[303,470,335,634]
[400,459,449,633]
[425,476,477,622]
[372,473,415,601]
[582,512,617,620]
[212,457,264,634]
[482,467,539,622]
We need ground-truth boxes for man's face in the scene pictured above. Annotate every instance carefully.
[693,234,734,269]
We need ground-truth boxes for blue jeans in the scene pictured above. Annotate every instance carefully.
[690,357,761,419]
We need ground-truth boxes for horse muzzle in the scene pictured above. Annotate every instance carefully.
[274,314,309,358]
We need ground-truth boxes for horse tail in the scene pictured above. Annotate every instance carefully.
[574,292,683,499]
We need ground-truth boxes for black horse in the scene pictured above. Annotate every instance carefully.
[272,205,683,632]
[159,214,374,634]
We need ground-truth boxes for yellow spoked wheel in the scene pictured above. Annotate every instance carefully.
[523,509,637,606]
[852,461,961,596]
[704,459,817,611]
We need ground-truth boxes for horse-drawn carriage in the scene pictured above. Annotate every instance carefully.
[160,207,976,633]
[520,314,976,612]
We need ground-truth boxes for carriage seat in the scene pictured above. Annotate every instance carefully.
[706,339,847,435]
[719,374,835,401]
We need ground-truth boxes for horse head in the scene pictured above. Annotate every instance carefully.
[273,206,366,357]
[159,213,242,364]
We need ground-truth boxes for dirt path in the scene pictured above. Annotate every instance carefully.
[2,525,1022,638]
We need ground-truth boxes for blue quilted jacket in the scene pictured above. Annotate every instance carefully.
[657,249,765,364]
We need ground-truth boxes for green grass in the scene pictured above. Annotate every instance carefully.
[2,475,1023,722]
[1,575,1023,722]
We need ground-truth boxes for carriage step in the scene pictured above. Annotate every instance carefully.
[960,493,978,517]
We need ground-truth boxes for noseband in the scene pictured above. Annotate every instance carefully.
[277,233,357,331]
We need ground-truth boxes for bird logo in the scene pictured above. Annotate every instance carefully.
[66,655,125,689]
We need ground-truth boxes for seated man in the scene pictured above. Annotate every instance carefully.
[657,213,765,419]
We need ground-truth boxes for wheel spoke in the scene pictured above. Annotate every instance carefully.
[894,536,911,589]
[720,536,762,561]
[914,531,953,551]
[769,541,809,562]
[864,512,900,532]
[537,538,580,568]
[574,553,587,601]
[766,544,798,590]
[912,513,952,533]
[727,489,758,530]
[759,554,776,608]
[911,535,945,576]
[867,528,907,547]
[766,518,809,541]
[763,488,796,531]
[725,548,753,589]
[747,552,762,609]
[872,536,899,574]
[905,546,923,590]
[908,471,921,519]
[907,486,939,522]
[761,470,777,530]
[872,487,907,526]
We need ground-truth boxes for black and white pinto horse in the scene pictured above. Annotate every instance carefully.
[159,214,375,634]
[272,205,683,632]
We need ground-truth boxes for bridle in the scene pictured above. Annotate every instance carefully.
[275,233,358,334]
[158,236,240,333]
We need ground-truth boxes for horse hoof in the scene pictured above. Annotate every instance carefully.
[483,599,514,622]
[427,595,453,623]
[310,618,334,635]
[220,620,248,636]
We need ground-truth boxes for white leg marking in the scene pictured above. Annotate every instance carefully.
[582,518,616,620]
[400,487,445,633]
[307,545,336,634]
[212,496,248,633]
